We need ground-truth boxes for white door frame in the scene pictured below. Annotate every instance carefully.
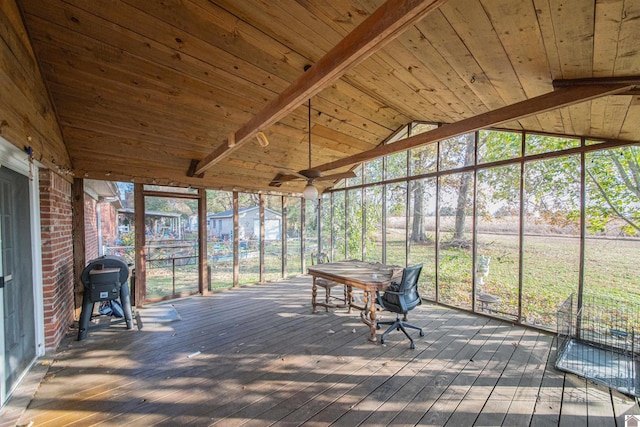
[0,137,45,405]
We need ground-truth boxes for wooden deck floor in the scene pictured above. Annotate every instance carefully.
[7,277,640,426]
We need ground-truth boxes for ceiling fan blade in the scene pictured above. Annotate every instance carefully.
[276,167,312,180]
[269,173,305,187]
[315,171,357,181]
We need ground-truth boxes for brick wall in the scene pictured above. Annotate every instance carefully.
[39,169,75,350]
[100,202,118,247]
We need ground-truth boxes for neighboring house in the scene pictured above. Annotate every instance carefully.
[208,206,281,241]
[186,215,198,233]
[118,208,183,240]
[83,180,122,257]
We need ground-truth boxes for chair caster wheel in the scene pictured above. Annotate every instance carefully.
[419,331,424,337]
[410,343,415,349]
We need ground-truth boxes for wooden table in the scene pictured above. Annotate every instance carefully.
[307,260,403,342]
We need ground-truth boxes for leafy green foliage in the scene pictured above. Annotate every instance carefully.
[586,146,640,236]
[119,231,135,246]
[439,133,475,171]
[364,158,383,183]
[325,128,640,330]
[525,134,580,156]
[145,196,196,218]
[206,190,233,213]
[478,130,521,163]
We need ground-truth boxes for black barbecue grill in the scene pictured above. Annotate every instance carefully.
[78,255,134,340]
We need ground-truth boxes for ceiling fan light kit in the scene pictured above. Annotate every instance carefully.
[303,182,319,200]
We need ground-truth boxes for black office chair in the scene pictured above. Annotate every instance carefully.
[311,252,348,311]
[376,264,424,349]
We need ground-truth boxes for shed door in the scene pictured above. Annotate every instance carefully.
[0,166,35,405]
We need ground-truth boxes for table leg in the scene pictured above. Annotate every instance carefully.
[359,290,377,342]
[312,277,318,313]
[367,290,377,342]
[347,285,353,314]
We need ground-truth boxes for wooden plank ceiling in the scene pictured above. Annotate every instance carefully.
[16,0,640,194]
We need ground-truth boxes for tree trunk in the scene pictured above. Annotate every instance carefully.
[453,174,472,240]
[410,181,428,242]
[409,147,436,243]
[453,134,476,241]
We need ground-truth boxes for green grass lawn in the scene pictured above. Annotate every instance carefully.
[141,232,640,331]
[402,232,640,330]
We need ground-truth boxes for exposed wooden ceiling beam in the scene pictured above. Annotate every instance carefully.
[314,84,635,173]
[553,77,640,95]
[191,0,448,176]
[553,76,640,89]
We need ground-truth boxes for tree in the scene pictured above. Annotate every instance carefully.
[478,132,640,237]
[346,189,363,258]
[206,190,233,213]
[453,134,475,240]
[145,196,195,217]
[586,145,640,235]
[409,144,437,243]
[438,133,475,244]
[410,180,429,242]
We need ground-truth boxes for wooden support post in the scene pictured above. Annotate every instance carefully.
[259,193,265,284]
[198,188,208,294]
[282,195,288,279]
[233,191,239,287]
[301,198,306,274]
[134,183,146,306]
[317,197,323,254]
[71,178,86,318]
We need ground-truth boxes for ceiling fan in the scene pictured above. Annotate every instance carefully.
[269,98,356,199]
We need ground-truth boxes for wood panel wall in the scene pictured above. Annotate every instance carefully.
[0,0,69,172]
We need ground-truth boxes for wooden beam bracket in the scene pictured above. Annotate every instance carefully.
[187,159,205,178]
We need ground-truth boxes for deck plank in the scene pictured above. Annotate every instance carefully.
[502,332,554,426]
[530,336,564,426]
[385,316,498,426]
[443,324,526,426]
[6,277,637,427]
[586,382,616,427]
[611,389,640,425]
[236,306,457,426]
[559,373,588,426]
[313,313,492,426]
[68,286,359,425]
[418,321,522,426]
[473,328,542,426]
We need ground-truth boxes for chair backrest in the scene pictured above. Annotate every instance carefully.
[398,263,422,302]
[311,252,330,265]
[383,263,423,313]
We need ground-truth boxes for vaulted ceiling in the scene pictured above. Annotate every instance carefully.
[17,0,640,194]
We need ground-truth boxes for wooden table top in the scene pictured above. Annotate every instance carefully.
[307,260,403,290]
